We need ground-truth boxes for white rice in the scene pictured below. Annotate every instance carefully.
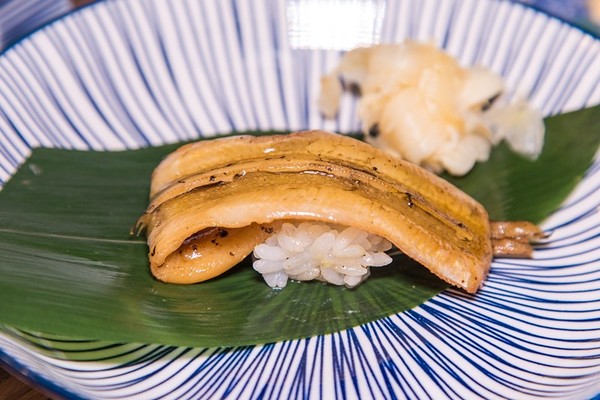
[252,222,393,288]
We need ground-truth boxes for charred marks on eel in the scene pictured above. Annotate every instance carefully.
[261,226,274,234]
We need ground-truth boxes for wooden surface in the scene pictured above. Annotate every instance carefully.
[0,0,87,396]
[0,365,51,400]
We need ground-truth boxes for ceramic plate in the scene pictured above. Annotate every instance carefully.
[0,0,599,398]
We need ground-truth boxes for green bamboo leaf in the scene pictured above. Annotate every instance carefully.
[0,105,598,348]
[444,106,600,222]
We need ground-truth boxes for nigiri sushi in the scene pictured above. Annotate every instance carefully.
[319,41,545,176]
[134,130,543,293]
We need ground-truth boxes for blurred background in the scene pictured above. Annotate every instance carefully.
[0,0,598,52]
[520,0,600,31]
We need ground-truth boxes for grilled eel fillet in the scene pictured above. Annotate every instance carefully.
[135,130,544,293]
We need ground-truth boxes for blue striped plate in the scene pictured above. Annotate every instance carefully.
[0,0,72,49]
[1,0,599,398]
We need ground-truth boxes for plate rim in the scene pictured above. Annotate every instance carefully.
[0,0,599,398]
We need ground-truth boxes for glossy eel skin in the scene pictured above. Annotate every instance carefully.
[134,130,543,293]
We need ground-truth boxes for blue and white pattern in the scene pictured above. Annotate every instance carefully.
[0,0,599,398]
[0,0,72,49]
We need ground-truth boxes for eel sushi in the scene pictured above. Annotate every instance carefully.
[134,130,543,293]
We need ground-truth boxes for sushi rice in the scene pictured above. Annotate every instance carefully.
[253,222,393,288]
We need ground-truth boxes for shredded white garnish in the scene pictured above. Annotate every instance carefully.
[319,42,545,175]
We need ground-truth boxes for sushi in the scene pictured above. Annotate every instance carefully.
[134,130,543,293]
[319,41,545,176]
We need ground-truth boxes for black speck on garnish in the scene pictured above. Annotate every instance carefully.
[481,93,500,112]
[348,82,361,96]
[340,77,362,96]
[368,124,380,138]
